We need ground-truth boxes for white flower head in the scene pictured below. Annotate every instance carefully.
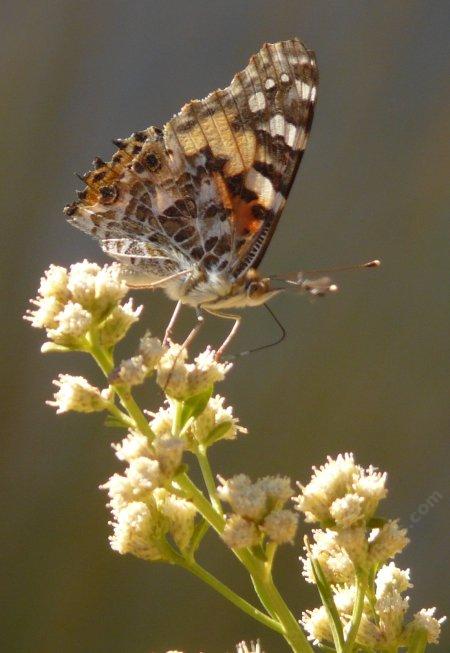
[236,641,264,653]
[154,488,196,552]
[112,431,152,463]
[156,344,232,399]
[126,456,162,493]
[47,374,111,413]
[154,437,185,477]
[217,474,267,521]
[294,453,387,526]
[98,299,142,347]
[222,514,260,549]
[150,403,174,439]
[300,606,333,645]
[47,301,92,345]
[188,394,247,444]
[301,529,355,585]
[67,260,128,318]
[368,519,409,564]
[375,562,412,598]
[405,608,446,645]
[261,509,298,544]
[335,526,368,569]
[108,500,166,561]
[112,355,148,386]
[138,332,165,368]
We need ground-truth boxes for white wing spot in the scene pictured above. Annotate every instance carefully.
[281,73,290,83]
[264,78,276,90]
[245,168,275,204]
[248,91,266,113]
[295,80,315,98]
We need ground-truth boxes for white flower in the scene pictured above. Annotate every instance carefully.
[377,589,409,643]
[300,606,333,645]
[138,332,165,368]
[294,453,387,525]
[375,562,412,597]
[258,476,294,504]
[188,394,247,444]
[112,431,152,463]
[112,355,148,386]
[154,437,185,477]
[67,260,128,318]
[368,520,409,564]
[222,515,260,549]
[109,500,165,561]
[153,488,196,551]
[126,456,162,493]
[47,374,111,413]
[335,526,368,569]
[236,641,264,653]
[98,299,142,347]
[405,608,446,645]
[261,509,298,544]
[301,529,355,585]
[330,493,365,528]
[47,301,92,345]
[156,344,232,399]
[38,264,70,302]
[217,475,267,521]
[150,403,174,438]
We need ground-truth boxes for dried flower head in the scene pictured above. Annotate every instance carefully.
[405,608,446,645]
[222,515,260,549]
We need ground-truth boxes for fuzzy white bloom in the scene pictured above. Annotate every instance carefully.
[188,394,247,444]
[375,562,412,597]
[301,529,355,585]
[222,515,260,549]
[335,526,368,568]
[154,437,185,477]
[261,509,298,544]
[112,431,152,463]
[150,403,174,439]
[67,260,128,318]
[236,641,264,653]
[47,374,111,413]
[109,500,165,561]
[47,301,92,345]
[156,344,232,399]
[368,520,409,564]
[102,473,139,515]
[112,355,148,386]
[300,606,333,645]
[153,488,197,551]
[346,615,382,648]
[38,264,70,302]
[377,589,410,643]
[217,475,268,521]
[98,299,142,347]
[258,476,294,504]
[138,332,165,368]
[405,608,446,645]
[294,453,387,525]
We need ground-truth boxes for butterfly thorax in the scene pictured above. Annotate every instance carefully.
[163,266,280,310]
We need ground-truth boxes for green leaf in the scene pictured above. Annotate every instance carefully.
[104,415,128,428]
[204,421,233,446]
[178,386,213,428]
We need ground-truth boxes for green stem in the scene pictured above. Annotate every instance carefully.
[407,630,428,653]
[105,402,135,429]
[174,472,313,653]
[196,444,223,514]
[343,572,367,653]
[177,556,283,634]
[86,332,155,440]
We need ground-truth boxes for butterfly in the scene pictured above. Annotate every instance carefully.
[65,38,370,357]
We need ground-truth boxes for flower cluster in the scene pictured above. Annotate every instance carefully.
[298,454,445,649]
[102,430,195,561]
[218,474,298,548]
[156,345,232,400]
[25,260,141,350]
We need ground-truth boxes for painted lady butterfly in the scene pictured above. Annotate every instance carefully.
[65,38,376,356]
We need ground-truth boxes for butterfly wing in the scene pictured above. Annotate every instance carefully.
[65,38,317,282]
[166,37,318,278]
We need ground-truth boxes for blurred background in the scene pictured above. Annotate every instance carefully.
[1,1,449,652]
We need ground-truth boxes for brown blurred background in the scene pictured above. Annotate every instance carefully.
[1,1,449,652]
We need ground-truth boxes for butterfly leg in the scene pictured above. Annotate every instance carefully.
[164,300,182,345]
[162,308,204,393]
[203,308,242,361]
